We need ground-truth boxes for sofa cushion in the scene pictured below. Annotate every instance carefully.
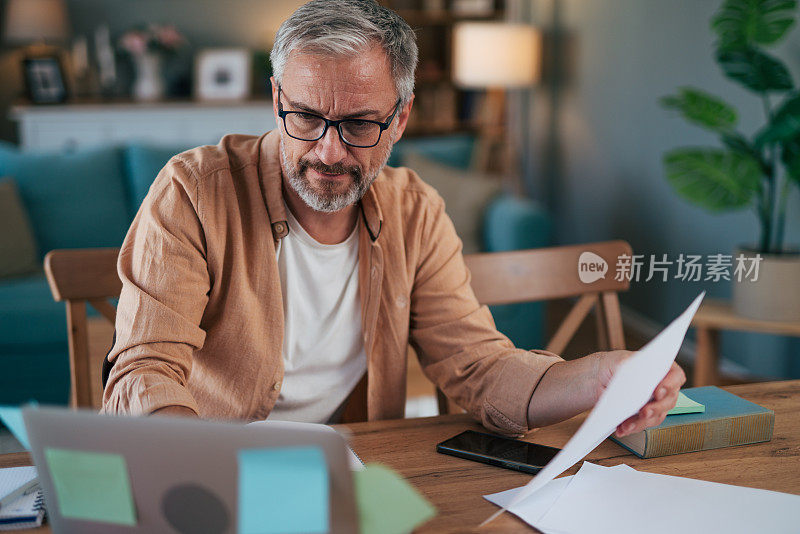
[124,143,193,214]
[404,152,500,254]
[0,143,130,257]
[0,273,67,348]
[0,177,39,278]
[0,347,70,405]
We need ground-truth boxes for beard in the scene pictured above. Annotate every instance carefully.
[280,133,394,213]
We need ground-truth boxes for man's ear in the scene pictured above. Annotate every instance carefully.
[270,76,280,122]
[393,94,415,144]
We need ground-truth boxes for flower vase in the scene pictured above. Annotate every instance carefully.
[132,53,165,102]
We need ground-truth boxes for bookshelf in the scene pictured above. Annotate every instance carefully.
[380,0,507,137]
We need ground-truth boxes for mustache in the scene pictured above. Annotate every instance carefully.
[299,158,362,181]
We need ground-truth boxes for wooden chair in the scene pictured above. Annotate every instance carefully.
[436,240,633,414]
[44,248,121,409]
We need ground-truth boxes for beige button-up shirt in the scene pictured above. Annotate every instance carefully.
[102,130,563,435]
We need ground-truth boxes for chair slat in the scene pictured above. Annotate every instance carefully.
[89,299,117,324]
[44,248,121,301]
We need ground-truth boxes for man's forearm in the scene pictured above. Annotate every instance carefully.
[526,354,601,429]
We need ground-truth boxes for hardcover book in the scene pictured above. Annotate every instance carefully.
[610,386,774,458]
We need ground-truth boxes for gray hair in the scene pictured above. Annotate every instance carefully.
[271,0,418,104]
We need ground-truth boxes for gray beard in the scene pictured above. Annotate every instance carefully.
[280,136,394,213]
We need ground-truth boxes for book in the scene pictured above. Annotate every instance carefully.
[0,467,37,510]
[611,386,774,458]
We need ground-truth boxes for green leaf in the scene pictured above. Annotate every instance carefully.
[663,148,762,210]
[755,92,800,146]
[781,135,800,184]
[712,0,797,47]
[660,87,738,132]
[716,46,794,92]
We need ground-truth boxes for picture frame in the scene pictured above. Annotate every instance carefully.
[195,48,252,101]
[23,55,68,104]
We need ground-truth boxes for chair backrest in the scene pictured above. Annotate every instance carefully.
[44,248,121,409]
[436,240,632,414]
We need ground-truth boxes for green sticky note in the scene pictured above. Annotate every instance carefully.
[44,448,137,526]
[354,464,436,534]
[667,392,706,415]
[238,446,328,534]
[0,405,30,449]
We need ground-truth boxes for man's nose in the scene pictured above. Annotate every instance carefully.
[314,125,348,166]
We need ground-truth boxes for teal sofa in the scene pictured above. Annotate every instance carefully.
[0,134,550,405]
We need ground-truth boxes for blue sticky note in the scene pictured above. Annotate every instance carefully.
[0,405,30,449]
[238,446,328,534]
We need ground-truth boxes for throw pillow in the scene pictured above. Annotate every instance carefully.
[0,177,40,278]
[403,152,500,254]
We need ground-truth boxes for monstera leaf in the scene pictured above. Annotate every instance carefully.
[716,46,793,92]
[661,87,738,132]
[755,92,800,146]
[712,0,797,47]
[664,148,762,210]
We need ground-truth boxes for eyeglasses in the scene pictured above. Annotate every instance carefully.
[277,85,401,148]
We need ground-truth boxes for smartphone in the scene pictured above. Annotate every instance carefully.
[436,430,560,474]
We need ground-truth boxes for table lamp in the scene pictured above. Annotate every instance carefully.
[4,0,70,46]
[452,22,541,174]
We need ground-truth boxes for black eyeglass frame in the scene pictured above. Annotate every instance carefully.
[277,85,402,148]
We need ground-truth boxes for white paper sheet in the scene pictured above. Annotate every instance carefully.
[484,464,634,533]
[484,292,705,524]
[533,462,800,534]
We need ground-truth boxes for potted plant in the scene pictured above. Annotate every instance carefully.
[661,0,800,321]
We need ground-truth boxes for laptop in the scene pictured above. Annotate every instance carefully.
[22,406,358,533]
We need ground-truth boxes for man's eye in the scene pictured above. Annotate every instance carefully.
[346,120,372,131]
[296,113,319,123]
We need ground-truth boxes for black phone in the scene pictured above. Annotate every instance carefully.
[436,430,560,475]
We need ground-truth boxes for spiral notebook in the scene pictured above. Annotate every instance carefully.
[0,467,45,530]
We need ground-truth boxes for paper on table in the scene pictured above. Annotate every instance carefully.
[238,446,328,534]
[666,391,705,415]
[247,419,364,470]
[536,461,800,534]
[0,406,30,450]
[44,447,137,526]
[484,464,634,529]
[484,292,704,524]
[354,464,436,534]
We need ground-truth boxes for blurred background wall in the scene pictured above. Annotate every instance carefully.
[527,0,800,378]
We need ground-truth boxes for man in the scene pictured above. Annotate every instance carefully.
[103,0,684,437]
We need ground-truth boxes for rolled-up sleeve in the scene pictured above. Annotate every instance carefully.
[102,157,210,416]
[409,195,563,436]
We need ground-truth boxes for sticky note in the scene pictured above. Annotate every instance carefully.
[354,464,436,534]
[667,392,706,415]
[238,446,328,534]
[44,448,137,526]
[0,405,30,449]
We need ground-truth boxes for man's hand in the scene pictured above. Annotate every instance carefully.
[151,405,199,418]
[594,351,686,437]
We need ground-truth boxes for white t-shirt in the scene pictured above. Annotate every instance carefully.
[267,207,367,423]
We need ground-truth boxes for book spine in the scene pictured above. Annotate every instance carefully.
[644,412,774,457]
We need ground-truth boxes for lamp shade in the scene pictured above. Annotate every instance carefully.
[4,0,70,43]
[452,22,541,89]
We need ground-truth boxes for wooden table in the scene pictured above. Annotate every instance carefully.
[692,299,800,386]
[3,380,799,533]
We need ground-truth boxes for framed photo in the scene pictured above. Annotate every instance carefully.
[23,56,68,104]
[195,48,252,101]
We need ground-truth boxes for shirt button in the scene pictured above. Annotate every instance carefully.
[273,382,281,391]
[274,222,285,235]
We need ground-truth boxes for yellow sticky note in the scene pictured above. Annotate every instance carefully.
[44,448,137,526]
